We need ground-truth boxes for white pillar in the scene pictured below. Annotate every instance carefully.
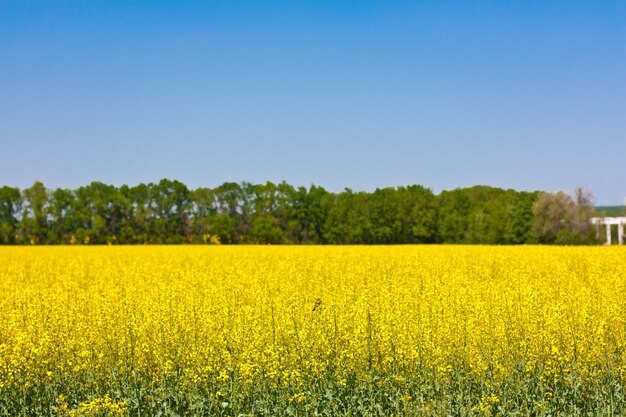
[606,223,612,245]
[619,222,624,246]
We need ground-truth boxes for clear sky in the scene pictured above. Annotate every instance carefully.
[1,1,625,204]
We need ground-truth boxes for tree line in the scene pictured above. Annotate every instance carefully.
[0,180,599,245]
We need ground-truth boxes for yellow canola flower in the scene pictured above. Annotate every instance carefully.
[55,395,127,416]
[0,245,625,414]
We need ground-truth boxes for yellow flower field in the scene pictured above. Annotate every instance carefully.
[1,246,625,416]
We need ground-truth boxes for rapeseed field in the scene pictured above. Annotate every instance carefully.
[1,246,625,416]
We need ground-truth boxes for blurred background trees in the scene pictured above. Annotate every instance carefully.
[0,180,601,245]
[532,187,597,244]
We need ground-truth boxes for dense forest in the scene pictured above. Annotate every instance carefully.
[0,180,599,245]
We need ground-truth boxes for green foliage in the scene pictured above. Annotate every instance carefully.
[0,186,22,244]
[249,215,286,244]
[0,180,599,245]
[532,188,598,244]
[2,363,625,415]
[437,186,540,244]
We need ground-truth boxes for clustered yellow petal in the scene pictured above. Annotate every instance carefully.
[0,245,625,414]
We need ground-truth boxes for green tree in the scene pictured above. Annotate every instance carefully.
[210,213,236,244]
[436,186,537,244]
[532,187,597,244]
[286,185,331,243]
[74,182,122,244]
[213,182,250,242]
[151,179,192,243]
[127,183,152,243]
[323,190,372,244]
[0,186,22,244]
[532,191,576,244]
[48,188,76,244]
[20,181,49,244]
[190,187,217,242]
[249,215,286,244]
[503,191,538,244]
[0,180,597,246]
[403,185,438,243]
[436,189,470,243]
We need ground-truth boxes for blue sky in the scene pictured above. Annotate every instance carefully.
[1,1,625,204]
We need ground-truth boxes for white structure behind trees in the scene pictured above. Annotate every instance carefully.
[591,217,626,245]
